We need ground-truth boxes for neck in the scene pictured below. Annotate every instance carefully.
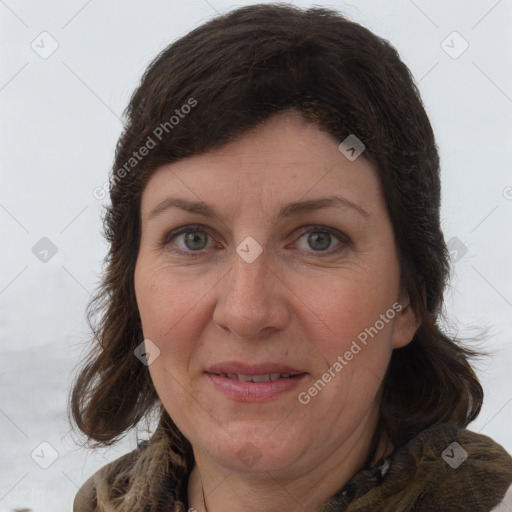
[187,406,392,512]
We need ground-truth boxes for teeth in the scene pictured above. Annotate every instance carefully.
[251,374,270,382]
[219,372,295,382]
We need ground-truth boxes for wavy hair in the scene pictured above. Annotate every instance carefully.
[69,3,483,464]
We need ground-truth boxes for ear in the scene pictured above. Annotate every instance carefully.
[392,292,421,349]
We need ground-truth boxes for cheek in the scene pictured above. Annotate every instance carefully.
[295,270,399,412]
[297,280,396,420]
[135,267,201,426]
[136,257,197,332]
[300,271,398,349]
[134,262,199,369]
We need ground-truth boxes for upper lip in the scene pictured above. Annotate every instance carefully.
[206,362,306,376]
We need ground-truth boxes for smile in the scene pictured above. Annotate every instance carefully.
[213,372,296,382]
[206,372,308,401]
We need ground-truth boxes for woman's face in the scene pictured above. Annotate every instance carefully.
[134,110,419,477]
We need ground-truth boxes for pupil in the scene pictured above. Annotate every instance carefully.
[308,231,330,251]
[185,231,207,250]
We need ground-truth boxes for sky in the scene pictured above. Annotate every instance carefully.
[1,0,511,510]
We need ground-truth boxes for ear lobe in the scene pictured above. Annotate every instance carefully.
[392,300,421,349]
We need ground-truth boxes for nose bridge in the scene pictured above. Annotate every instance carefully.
[213,246,287,339]
[227,226,271,299]
[225,247,273,313]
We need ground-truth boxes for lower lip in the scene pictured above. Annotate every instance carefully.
[206,373,308,402]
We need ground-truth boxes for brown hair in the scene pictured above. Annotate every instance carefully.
[69,3,483,465]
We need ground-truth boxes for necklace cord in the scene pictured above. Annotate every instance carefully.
[201,474,208,512]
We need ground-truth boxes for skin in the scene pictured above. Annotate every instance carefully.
[134,110,420,512]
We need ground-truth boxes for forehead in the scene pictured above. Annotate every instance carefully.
[140,111,384,220]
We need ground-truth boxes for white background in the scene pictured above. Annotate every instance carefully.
[1,0,511,510]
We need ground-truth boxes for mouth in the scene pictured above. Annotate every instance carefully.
[206,362,306,376]
[209,372,305,382]
[205,363,308,402]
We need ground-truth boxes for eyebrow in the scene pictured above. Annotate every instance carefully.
[147,195,369,221]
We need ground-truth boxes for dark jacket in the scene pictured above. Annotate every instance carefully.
[74,418,512,511]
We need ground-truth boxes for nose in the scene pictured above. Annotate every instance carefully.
[212,248,290,340]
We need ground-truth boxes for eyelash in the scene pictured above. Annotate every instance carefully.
[161,223,351,257]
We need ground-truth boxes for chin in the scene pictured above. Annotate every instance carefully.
[198,423,306,473]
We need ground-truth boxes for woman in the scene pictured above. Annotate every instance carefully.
[70,4,512,511]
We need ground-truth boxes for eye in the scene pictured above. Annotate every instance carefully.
[294,226,350,254]
[163,224,216,254]
[162,224,350,257]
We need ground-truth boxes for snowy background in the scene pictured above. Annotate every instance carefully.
[1,0,511,510]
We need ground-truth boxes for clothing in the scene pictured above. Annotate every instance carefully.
[74,415,512,511]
